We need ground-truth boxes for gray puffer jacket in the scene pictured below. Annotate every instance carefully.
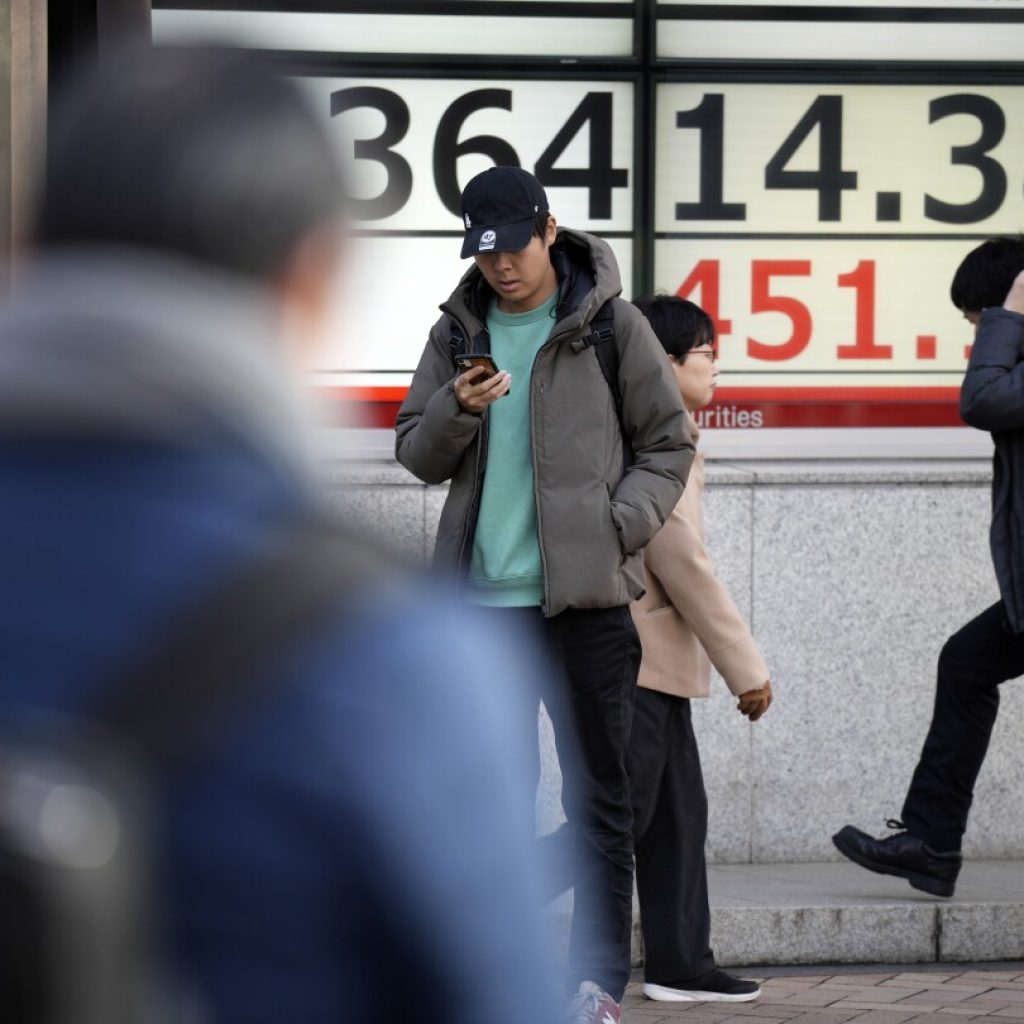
[396,228,694,616]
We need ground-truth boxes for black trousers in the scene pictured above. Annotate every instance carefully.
[902,600,1024,853]
[505,605,640,1002]
[627,687,716,985]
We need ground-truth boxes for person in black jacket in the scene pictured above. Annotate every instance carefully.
[834,237,1024,898]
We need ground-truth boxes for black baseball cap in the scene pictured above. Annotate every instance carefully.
[460,166,549,259]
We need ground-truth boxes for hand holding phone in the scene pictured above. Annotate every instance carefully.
[455,353,501,380]
[453,353,511,413]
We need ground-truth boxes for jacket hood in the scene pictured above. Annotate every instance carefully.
[0,248,318,491]
[442,227,623,336]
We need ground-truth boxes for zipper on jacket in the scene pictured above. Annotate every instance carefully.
[528,310,595,616]
[448,316,490,580]
[529,370,551,615]
[456,413,488,579]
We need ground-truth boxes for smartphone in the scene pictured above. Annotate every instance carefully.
[455,353,508,394]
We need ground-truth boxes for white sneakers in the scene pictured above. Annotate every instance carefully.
[643,969,761,1002]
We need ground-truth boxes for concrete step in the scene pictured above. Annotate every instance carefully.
[546,860,1024,968]
[710,860,1024,965]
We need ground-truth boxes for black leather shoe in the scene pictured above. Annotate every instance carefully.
[832,820,961,897]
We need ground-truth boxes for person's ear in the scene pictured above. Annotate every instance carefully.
[544,215,557,247]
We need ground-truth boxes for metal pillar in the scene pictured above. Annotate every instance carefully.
[0,0,46,285]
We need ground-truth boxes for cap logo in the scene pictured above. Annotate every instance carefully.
[479,229,496,251]
[464,214,472,229]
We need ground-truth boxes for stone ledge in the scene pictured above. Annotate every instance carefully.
[316,445,994,489]
[712,902,937,965]
[709,861,1024,966]
[718,459,992,486]
[546,861,1024,970]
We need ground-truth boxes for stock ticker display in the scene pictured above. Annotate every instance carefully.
[152,0,1024,431]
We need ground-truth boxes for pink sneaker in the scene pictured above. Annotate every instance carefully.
[566,981,621,1024]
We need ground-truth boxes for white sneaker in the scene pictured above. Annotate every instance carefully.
[643,969,761,1002]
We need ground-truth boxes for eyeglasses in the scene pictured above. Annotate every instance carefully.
[687,348,718,363]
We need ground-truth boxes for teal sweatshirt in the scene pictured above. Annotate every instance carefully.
[467,289,559,606]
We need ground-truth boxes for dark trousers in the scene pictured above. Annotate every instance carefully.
[902,601,1024,853]
[627,687,715,985]
[508,605,640,1002]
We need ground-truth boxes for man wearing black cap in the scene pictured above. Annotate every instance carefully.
[397,166,694,1023]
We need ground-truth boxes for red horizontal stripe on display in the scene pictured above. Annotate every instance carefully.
[318,385,963,430]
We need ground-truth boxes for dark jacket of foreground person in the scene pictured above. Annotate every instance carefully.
[0,252,560,1024]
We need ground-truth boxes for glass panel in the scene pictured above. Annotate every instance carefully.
[298,74,634,376]
[653,81,1024,428]
[316,235,633,375]
[657,1,1024,61]
[656,82,1024,236]
[153,10,634,58]
[302,76,634,232]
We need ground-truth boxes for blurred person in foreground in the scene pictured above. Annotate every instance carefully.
[628,296,771,1002]
[0,44,561,1023]
[834,238,1024,899]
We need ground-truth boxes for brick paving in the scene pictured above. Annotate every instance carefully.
[622,969,1024,1024]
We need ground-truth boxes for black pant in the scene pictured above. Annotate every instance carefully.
[505,605,640,1002]
[902,601,1024,853]
[628,687,715,985]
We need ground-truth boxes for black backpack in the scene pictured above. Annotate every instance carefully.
[0,523,371,1024]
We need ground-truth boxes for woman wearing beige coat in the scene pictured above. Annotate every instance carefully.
[629,296,773,1003]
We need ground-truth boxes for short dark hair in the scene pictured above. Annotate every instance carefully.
[950,237,1024,313]
[632,295,714,360]
[34,44,345,282]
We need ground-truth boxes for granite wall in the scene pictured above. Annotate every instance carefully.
[321,451,1024,864]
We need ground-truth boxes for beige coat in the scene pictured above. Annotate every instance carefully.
[631,417,768,699]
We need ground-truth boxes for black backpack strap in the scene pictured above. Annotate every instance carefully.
[98,521,379,770]
[571,300,622,427]
[448,318,492,366]
[448,319,467,362]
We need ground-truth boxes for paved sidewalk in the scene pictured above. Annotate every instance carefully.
[622,965,1024,1024]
